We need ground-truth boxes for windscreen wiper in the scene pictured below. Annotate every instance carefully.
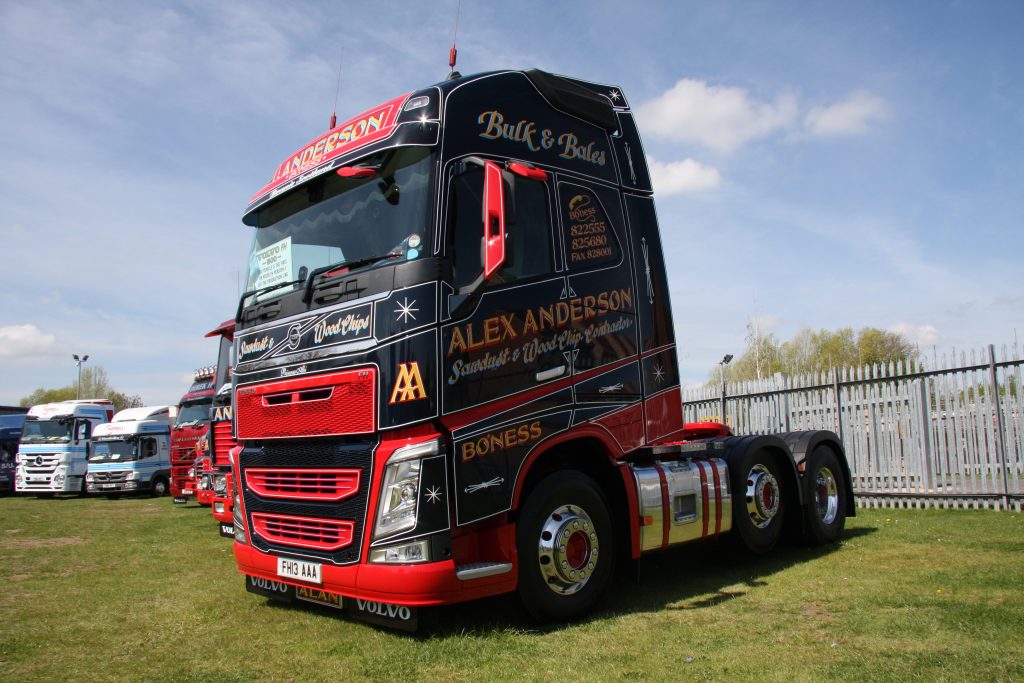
[235,277,305,321]
[302,253,401,303]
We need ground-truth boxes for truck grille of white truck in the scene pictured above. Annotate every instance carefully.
[90,471,129,484]
[19,453,60,489]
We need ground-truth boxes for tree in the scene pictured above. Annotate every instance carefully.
[19,366,144,413]
[856,328,917,368]
[710,325,920,383]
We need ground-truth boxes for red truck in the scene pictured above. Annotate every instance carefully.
[170,368,215,504]
[203,320,238,537]
[229,69,853,630]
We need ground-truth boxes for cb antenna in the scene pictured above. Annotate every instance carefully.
[448,0,462,80]
[330,48,344,130]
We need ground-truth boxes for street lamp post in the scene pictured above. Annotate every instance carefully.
[719,354,733,425]
[73,354,90,400]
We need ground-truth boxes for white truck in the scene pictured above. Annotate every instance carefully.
[14,400,115,495]
[86,406,173,497]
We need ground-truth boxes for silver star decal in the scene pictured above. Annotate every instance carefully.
[425,485,442,503]
[395,297,418,323]
[609,89,621,101]
[653,364,665,383]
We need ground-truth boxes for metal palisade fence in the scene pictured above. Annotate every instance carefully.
[683,344,1023,511]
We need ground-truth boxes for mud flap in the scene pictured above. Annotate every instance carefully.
[243,576,418,631]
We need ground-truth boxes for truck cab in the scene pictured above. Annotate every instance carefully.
[15,400,115,494]
[230,69,852,627]
[205,319,238,537]
[0,414,27,494]
[85,406,172,496]
[170,369,215,503]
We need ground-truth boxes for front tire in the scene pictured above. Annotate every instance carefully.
[516,471,614,622]
[802,446,848,545]
[729,449,785,554]
[151,477,169,497]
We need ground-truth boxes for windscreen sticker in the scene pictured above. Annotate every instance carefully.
[249,236,293,291]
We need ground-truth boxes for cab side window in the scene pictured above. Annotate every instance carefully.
[141,438,158,459]
[76,421,91,441]
[448,163,553,289]
[560,184,621,270]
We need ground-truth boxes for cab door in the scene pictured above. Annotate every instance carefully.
[440,158,573,525]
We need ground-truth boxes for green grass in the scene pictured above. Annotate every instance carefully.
[0,496,1021,682]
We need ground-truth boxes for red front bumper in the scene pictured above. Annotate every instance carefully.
[233,541,516,607]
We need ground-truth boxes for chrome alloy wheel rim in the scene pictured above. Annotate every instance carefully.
[815,466,839,525]
[537,503,599,595]
[746,464,780,528]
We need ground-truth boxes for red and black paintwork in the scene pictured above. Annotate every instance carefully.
[170,377,214,502]
[202,320,236,531]
[230,69,849,624]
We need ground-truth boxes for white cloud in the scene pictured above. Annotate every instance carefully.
[805,90,888,137]
[637,79,798,152]
[890,323,940,347]
[0,324,62,362]
[648,157,722,195]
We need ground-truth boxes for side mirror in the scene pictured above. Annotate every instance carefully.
[482,161,506,279]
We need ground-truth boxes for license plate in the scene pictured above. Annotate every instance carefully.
[182,488,194,495]
[277,556,321,584]
[219,523,235,538]
[101,483,115,489]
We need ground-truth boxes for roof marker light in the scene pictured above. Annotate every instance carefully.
[403,96,430,112]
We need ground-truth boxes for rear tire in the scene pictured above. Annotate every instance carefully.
[729,448,785,554]
[516,471,614,622]
[802,446,848,545]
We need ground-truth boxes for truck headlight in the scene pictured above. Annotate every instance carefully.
[373,440,438,541]
[213,474,227,494]
[125,471,139,481]
[233,492,247,544]
[187,466,196,478]
[53,473,65,487]
[86,473,95,483]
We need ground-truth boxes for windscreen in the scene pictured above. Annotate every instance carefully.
[90,440,137,462]
[243,147,434,300]
[21,419,71,444]
[175,402,211,427]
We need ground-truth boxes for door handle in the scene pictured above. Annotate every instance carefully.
[535,365,566,382]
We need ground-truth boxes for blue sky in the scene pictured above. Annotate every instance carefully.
[1,0,1021,406]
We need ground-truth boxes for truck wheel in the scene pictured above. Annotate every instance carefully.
[803,446,847,545]
[151,477,169,497]
[730,449,785,554]
[516,471,614,622]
